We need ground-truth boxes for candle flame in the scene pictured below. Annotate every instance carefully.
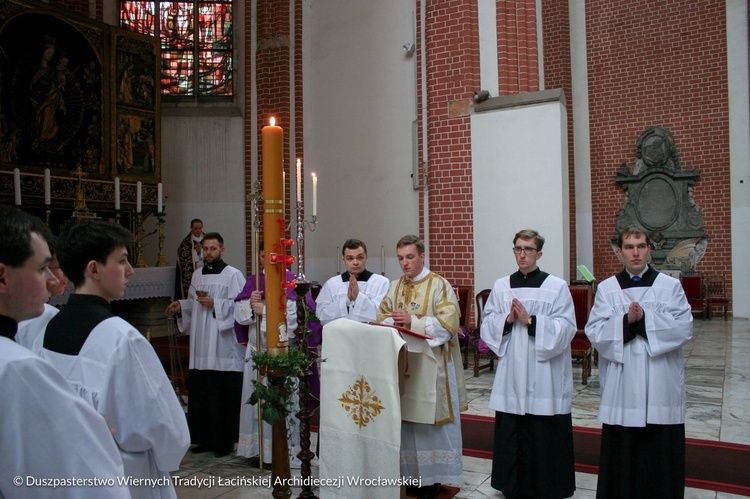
[270,117,276,127]
[311,172,317,178]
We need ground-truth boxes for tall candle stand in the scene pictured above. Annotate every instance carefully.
[295,201,317,281]
[133,213,148,268]
[294,200,318,498]
[45,205,51,227]
[156,211,169,266]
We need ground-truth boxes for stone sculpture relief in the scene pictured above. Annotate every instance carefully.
[611,127,708,273]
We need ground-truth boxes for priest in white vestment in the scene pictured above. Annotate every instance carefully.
[168,231,246,458]
[316,239,389,324]
[377,235,467,499]
[585,226,692,498]
[0,208,127,499]
[480,229,577,499]
[41,220,190,499]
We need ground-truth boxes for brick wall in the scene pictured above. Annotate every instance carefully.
[245,0,304,272]
[580,0,731,302]
[541,0,576,281]
[417,0,479,299]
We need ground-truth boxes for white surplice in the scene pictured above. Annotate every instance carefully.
[177,265,246,371]
[585,272,693,426]
[234,298,300,466]
[480,274,577,415]
[39,315,190,499]
[0,336,128,499]
[315,271,389,324]
[16,303,58,353]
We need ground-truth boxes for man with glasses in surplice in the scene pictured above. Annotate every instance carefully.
[480,229,578,499]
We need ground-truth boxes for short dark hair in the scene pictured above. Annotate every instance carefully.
[617,225,650,248]
[190,218,203,227]
[203,232,224,247]
[57,220,133,287]
[513,229,545,251]
[342,239,367,255]
[0,206,52,268]
[397,235,425,255]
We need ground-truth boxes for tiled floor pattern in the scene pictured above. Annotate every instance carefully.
[173,318,750,498]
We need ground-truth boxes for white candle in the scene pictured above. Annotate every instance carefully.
[311,172,317,217]
[136,181,142,213]
[296,158,302,201]
[157,183,163,213]
[381,245,385,274]
[44,169,51,205]
[13,168,21,206]
[114,177,120,210]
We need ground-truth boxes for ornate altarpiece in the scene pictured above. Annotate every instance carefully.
[611,127,708,274]
[0,0,160,228]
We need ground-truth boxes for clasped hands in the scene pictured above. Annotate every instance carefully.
[627,301,644,324]
[506,298,531,325]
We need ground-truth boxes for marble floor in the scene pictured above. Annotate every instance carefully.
[172,318,750,498]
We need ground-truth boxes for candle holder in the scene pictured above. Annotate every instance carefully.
[45,205,51,227]
[156,211,169,267]
[294,280,317,499]
[295,201,318,281]
[133,213,148,268]
[115,209,121,225]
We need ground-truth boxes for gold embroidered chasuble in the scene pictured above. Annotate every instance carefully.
[377,271,468,424]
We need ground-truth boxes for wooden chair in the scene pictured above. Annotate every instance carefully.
[472,289,497,377]
[568,283,594,385]
[452,284,472,369]
[680,273,706,319]
[705,274,730,320]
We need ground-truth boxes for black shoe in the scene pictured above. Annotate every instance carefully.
[417,483,441,499]
[213,444,233,458]
[247,456,260,468]
[190,444,213,453]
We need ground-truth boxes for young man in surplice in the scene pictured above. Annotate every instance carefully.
[316,238,389,325]
[40,219,190,499]
[480,229,577,499]
[585,225,692,498]
[167,231,246,458]
[0,208,128,499]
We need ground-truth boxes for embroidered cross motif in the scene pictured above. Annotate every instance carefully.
[338,375,385,429]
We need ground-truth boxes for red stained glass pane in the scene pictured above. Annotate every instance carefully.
[120,1,156,35]
[198,49,232,95]
[161,50,194,95]
[120,0,232,98]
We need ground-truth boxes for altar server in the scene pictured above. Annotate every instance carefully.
[377,235,467,499]
[316,239,389,324]
[480,229,577,499]
[16,250,67,351]
[167,232,246,458]
[0,207,127,498]
[585,225,692,498]
[41,219,190,499]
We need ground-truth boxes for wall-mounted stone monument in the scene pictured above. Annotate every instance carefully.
[612,127,708,274]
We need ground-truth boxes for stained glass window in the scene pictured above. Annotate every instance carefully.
[120,0,233,100]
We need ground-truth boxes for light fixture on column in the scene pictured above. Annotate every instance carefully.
[402,43,416,56]
[474,90,491,103]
